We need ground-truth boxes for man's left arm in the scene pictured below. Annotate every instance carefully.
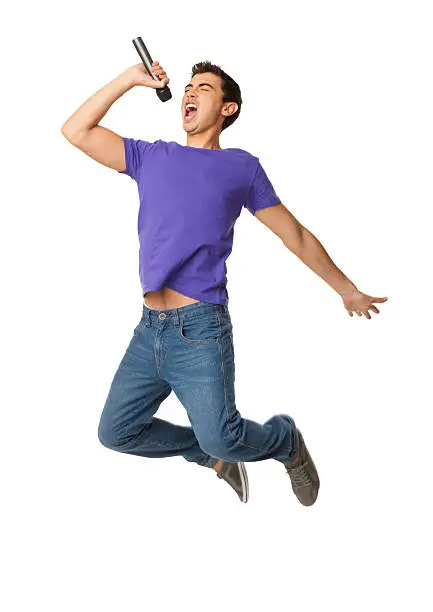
[255,203,388,319]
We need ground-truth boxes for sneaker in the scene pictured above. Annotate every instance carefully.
[216,461,249,503]
[284,429,320,506]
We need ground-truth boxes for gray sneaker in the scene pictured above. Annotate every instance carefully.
[216,461,249,503]
[284,430,320,506]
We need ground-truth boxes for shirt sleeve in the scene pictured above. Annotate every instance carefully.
[243,160,281,215]
[118,137,156,181]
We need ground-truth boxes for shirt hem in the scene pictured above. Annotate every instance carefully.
[142,280,228,307]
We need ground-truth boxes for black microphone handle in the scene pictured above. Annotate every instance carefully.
[132,37,172,102]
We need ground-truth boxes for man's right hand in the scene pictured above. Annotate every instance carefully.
[125,61,170,89]
[61,60,170,173]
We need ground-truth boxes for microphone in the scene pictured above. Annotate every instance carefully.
[132,37,172,102]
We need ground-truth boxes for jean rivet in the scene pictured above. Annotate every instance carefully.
[159,313,166,320]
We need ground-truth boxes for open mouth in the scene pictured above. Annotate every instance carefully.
[184,103,198,121]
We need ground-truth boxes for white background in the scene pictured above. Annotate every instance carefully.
[2,1,432,610]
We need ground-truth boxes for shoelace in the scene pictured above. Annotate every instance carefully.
[287,461,312,487]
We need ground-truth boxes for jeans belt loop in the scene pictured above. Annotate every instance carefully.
[173,308,180,327]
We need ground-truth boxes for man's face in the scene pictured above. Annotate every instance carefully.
[182,72,237,133]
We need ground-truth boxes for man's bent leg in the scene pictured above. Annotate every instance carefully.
[97,308,216,468]
[162,303,299,465]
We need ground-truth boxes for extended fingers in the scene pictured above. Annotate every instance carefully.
[347,310,368,318]
[347,307,378,319]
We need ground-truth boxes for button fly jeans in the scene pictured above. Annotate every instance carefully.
[98,301,299,468]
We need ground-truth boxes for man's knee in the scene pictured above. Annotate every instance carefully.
[200,435,238,462]
[98,419,121,449]
[97,413,128,450]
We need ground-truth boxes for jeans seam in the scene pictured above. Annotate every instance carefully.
[217,311,269,454]
[153,328,165,380]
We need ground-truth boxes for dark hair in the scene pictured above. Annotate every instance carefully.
[190,60,242,132]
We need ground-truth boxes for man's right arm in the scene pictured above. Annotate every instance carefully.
[60,71,136,172]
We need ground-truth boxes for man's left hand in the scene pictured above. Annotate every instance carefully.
[341,289,388,319]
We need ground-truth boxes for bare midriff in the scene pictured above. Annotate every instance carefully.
[144,286,200,310]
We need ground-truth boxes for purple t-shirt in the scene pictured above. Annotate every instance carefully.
[119,138,280,306]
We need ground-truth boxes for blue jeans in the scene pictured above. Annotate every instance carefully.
[98,301,299,468]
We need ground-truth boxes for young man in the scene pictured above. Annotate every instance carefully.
[61,60,387,506]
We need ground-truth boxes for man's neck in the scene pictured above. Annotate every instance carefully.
[186,131,222,150]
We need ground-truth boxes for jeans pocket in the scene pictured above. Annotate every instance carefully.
[178,311,221,345]
[133,318,145,336]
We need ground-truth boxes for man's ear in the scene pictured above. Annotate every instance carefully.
[223,102,238,117]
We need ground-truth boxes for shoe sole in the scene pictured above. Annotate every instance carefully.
[238,462,249,503]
